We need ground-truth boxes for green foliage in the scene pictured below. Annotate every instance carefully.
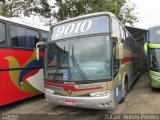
[0,0,33,17]
[118,4,138,26]
[30,0,51,18]
[0,0,50,18]
[0,0,138,26]
[53,0,138,25]
[0,2,9,17]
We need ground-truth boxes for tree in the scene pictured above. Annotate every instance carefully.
[0,0,53,26]
[0,0,51,18]
[52,0,138,26]
[118,3,138,26]
[29,0,51,18]
[0,0,138,26]
[0,0,33,17]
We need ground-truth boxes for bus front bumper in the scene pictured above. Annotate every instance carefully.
[45,92,115,110]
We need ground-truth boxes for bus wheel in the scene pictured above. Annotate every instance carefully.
[119,76,128,103]
[137,67,140,78]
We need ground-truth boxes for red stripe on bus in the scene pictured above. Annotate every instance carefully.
[121,57,134,65]
[45,82,103,91]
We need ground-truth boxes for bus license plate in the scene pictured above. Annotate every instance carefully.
[64,100,76,106]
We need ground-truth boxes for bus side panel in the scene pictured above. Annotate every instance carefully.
[0,71,8,106]
[0,49,44,106]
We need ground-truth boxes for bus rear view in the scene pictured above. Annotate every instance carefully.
[38,12,140,110]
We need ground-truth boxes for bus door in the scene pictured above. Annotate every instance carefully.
[112,42,122,103]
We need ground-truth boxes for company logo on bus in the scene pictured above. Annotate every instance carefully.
[5,52,43,94]
[66,89,72,96]
[76,83,103,89]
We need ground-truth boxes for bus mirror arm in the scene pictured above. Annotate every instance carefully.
[111,37,118,43]
[35,42,46,61]
[111,34,119,43]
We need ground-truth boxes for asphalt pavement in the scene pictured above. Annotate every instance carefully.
[0,73,160,120]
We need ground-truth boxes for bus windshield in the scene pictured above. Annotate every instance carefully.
[149,27,160,43]
[149,48,160,71]
[45,35,111,82]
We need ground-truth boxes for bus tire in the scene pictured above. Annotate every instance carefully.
[137,67,140,78]
[119,76,128,103]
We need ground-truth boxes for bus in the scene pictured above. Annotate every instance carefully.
[36,12,140,109]
[0,16,49,106]
[144,25,160,88]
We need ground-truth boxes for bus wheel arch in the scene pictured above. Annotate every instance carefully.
[120,73,128,103]
[137,66,141,78]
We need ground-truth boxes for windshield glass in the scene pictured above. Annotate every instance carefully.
[149,26,160,43]
[149,48,160,71]
[45,35,111,82]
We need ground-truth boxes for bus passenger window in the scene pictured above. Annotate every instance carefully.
[0,22,6,47]
[11,25,39,49]
[41,32,48,42]
[39,32,48,50]
[11,25,26,47]
[120,26,125,42]
[26,29,39,48]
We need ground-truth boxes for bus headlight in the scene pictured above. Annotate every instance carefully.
[150,75,160,80]
[45,88,55,94]
[90,90,112,97]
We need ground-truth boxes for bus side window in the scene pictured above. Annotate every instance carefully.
[10,25,26,47]
[112,18,121,41]
[39,32,48,51]
[11,25,39,49]
[26,29,39,48]
[41,32,48,42]
[120,26,125,42]
[113,42,120,76]
[124,30,129,47]
[0,22,6,47]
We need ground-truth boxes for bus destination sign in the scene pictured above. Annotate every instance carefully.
[51,16,109,40]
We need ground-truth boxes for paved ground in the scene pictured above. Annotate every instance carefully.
[0,73,160,120]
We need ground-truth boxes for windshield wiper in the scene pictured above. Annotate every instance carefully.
[70,46,88,83]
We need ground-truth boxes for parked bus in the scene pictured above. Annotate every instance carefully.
[144,25,160,88]
[0,16,49,106]
[36,12,140,109]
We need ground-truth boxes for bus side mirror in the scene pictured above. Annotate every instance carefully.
[144,43,148,56]
[35,42,46,61]
[111,36,118,43]
[116,43,123,59]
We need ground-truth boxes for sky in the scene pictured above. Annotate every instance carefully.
[130,0,160,29]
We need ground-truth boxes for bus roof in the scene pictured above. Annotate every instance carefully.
[0,16,49,32]
[51,12,116,28]
[148,25,160,30]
